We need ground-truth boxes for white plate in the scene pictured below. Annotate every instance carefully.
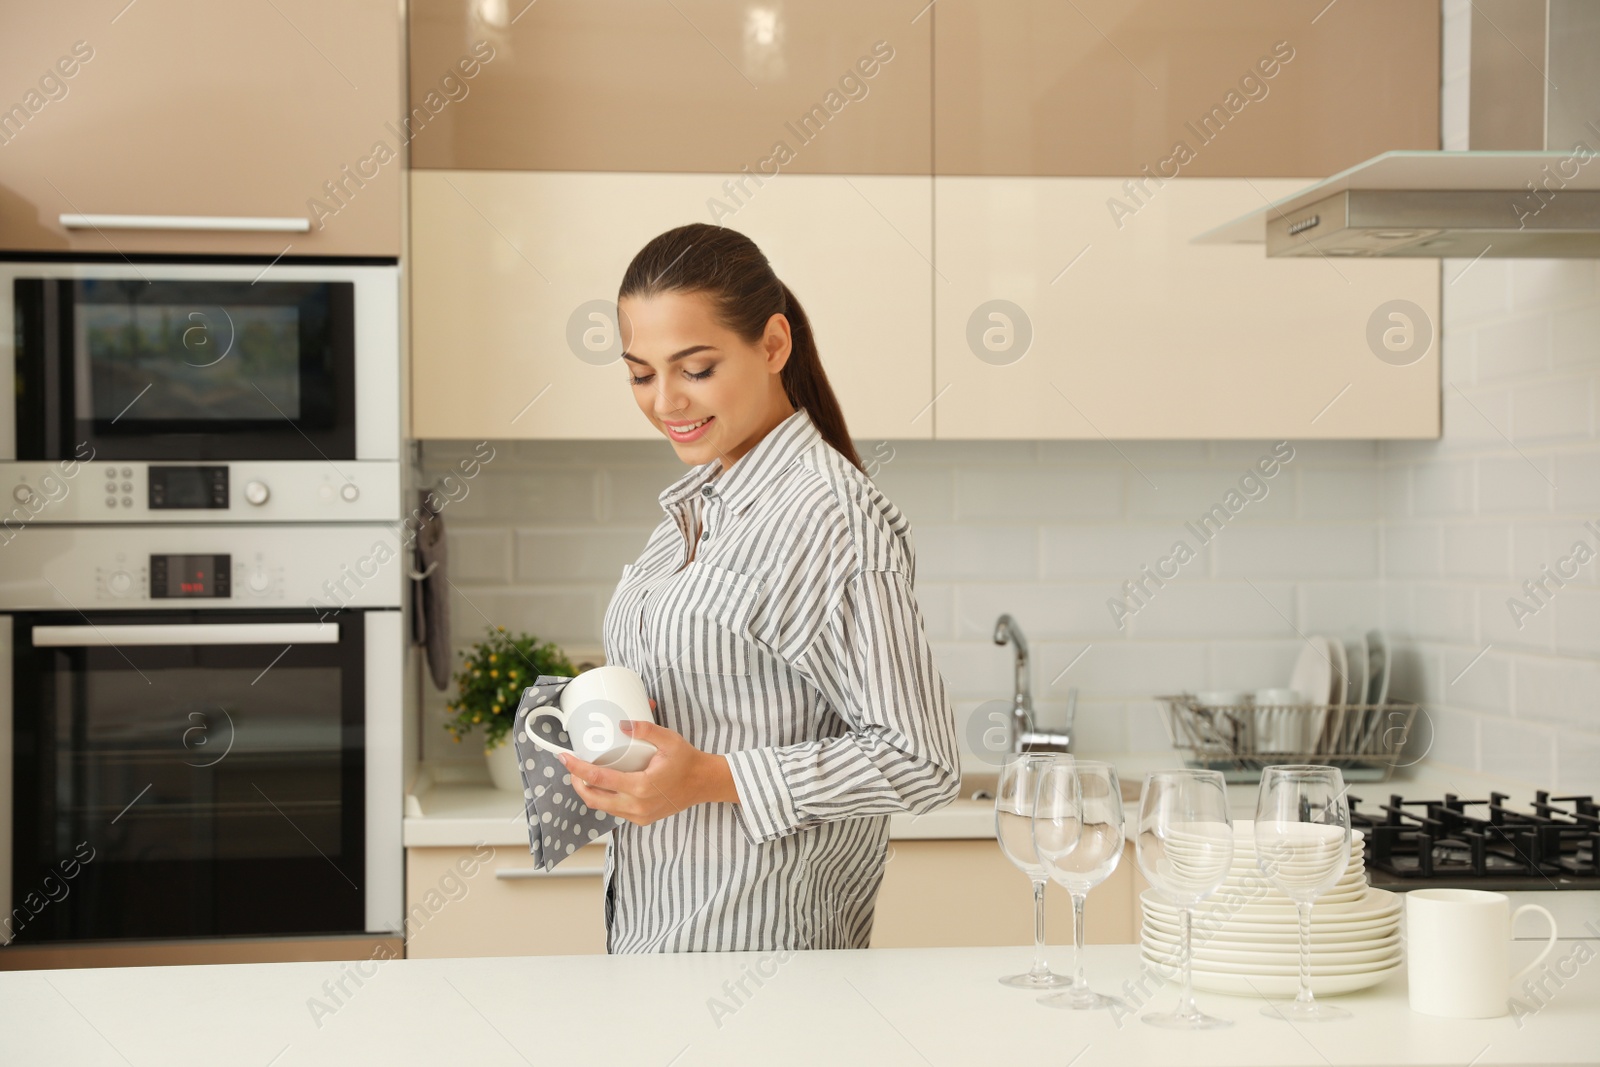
[1328,636,1349,709]
[1142,956,1403,997]
[1142,911,1399,944]
[1141,887,1400,924]
[1142,946,1402,978]
[1288,639,1334,709]
[1365,628,1390,707]
[1143,930,1402,965]
[1232,821,1365,845]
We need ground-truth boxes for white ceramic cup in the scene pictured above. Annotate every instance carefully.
[521,664,657,771]
[1406,888,1558,1018]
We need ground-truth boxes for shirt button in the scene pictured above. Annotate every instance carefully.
[701,529,710,540]
[700,485,714,498]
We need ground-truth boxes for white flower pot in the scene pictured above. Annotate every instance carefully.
[484,735,524,792]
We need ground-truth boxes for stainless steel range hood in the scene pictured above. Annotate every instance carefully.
[1197,0,1600,259]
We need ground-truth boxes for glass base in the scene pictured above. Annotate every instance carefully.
[999,970,1072,989]
[1039,987,1128,1011]
[1142,1006,1234,1030]
[1261,999,1351,1022]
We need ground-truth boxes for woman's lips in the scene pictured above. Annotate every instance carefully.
[665,415,714,442]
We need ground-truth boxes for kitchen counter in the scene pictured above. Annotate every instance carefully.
[3,943,1595,1066]
[405,752,1544,848]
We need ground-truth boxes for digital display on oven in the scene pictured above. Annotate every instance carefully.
[150,554,232,599]
[149,466,229,509]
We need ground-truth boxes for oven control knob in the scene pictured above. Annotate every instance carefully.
[248,569,271,594]
[12,485,33,504]
[244,480,270,506]
[108,571,132,596]
[340,483,360,502]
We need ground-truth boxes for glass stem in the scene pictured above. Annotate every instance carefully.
[1296,900,1314,1007]
[1030,878,1049,975]
[1177,905,1198,1018]
[1071,891,1089,992]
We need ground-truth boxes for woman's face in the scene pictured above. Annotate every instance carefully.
[619,289,793,470]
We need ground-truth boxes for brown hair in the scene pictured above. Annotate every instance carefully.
[618,222,865,473]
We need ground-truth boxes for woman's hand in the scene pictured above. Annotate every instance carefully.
[561,700,739,827]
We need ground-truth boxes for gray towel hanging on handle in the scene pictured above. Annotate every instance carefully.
[409,489,451,690]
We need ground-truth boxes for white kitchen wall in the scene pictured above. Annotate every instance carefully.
[416,437,1389,769]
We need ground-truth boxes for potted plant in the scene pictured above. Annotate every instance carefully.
[445,625,576,791]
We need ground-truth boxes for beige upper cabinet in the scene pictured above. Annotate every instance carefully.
[407,0,930,175]
[0,0,402,256]
[933,0,1439,177]
[933,177,1440,439]
[409,171,933,440]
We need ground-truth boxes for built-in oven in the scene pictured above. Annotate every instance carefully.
[0,523,402,946]
[0,259,400,523]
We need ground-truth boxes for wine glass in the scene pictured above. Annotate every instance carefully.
[1135,768,1234,1029]
[995,752,1076,988]
[1032,759,1128,1011]
[1254,764,1353,1022]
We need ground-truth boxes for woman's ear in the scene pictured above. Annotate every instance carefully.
[763,312,793,373]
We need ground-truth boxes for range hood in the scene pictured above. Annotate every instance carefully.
[1197,0,1600,259]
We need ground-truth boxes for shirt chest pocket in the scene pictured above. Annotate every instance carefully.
[656,561,763,677]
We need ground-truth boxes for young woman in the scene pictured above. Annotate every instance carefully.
[558,222,961,954]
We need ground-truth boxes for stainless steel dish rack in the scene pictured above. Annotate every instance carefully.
[1155,695,1421,783]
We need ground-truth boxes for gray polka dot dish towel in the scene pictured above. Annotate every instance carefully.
[511,676,626,872]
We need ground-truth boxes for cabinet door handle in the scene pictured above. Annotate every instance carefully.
[60,213,312,233]
[495,865,606,880]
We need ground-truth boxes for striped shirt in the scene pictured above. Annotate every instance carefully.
[599,406,961,953]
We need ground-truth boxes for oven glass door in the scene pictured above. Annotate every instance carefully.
[14,278,355,461]
[10,609,365,942]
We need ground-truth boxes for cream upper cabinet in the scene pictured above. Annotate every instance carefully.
[0,0,402,256]
[409,171,933,440]
[932,177,1440,439]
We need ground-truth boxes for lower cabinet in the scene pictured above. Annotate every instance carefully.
[871,840,1143,948]
[405,843,609,958]
[405,839,1145,957]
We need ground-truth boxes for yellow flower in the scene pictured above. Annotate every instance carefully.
[490,669,498,678]
[497,625,505,632]
[492,705,502,714]
[473,714,481,723]
[488,653,497,662]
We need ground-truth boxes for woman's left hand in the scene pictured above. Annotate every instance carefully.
[561,717,738,827]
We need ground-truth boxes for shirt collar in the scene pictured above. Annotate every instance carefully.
[658,407,825,517]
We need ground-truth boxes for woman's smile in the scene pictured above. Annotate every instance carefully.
[663,415,715,442]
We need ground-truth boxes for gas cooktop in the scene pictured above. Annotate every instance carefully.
[1350,790,1600,891]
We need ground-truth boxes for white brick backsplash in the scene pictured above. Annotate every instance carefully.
[1125,464,1297,522]
[1298,467,1381,519]
[1124,700,1173,751]
[1384,523,1442,578]
[914,582,956,641]
[1417,705,1478,772]
[1551,589,1600,658]
[1441,258,1509,329]
[955,466,1121,520]
[1514,656,1600,729]
[604,467,694,520]
[1555,731,1600,795]
[1477,715,1558,783]
[1441,387,1512,447]
[1031,641,1206,697]
[1126,581,1296,640]
[1472,315,1549,382]
[1206,641,1302,692]
[915,525,1038,581]
[1410,584,1477,644]
[1554,447,1600,511]
[1512,379,1593,443]
[1550,303,1600,369]
[868,465,954,524]
[1412,459,1474,516]
[1298,582,1383,633]
[1476,456,1554,514]
[446,527,512,582]
[1479,586,1554,652]
[1041,524,1215,579]
[1510,260,1598,315]
[1442,523,1510,580]
[1214,525,1379,579]
[514,528,660,582]
[1438,645,1509,714]
[954,583,1127,640]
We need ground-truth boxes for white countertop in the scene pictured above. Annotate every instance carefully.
[405,752,1543,849]
[3,943,1594,1066]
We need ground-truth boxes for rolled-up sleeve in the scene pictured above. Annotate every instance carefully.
[723,566,961,845]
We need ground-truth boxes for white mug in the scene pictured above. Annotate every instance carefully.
[1406,888,1558,1018]
[522,664,657,771]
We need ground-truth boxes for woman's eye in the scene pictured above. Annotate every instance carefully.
[628,373,654,386]
[685,367,714,381]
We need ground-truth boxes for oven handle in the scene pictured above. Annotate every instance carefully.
[31,623,339,646]
[59,213,312,233]
[495,865,606,880]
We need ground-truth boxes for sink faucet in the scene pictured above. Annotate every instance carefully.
[993,614,1075,755]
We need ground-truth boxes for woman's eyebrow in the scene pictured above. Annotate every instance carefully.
[620,345,718,366]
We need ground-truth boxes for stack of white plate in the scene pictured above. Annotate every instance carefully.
[1139,821,1402,996]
